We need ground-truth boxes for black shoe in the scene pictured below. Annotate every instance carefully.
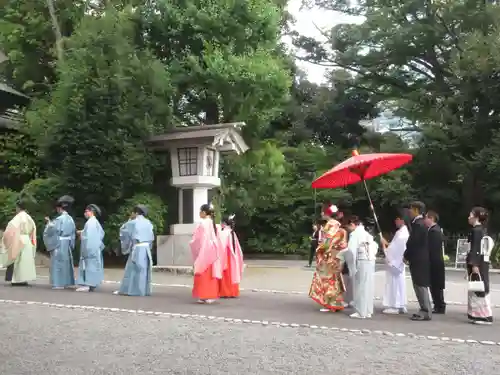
[432,308,446,314]
[410,314,431,321]
[11,282,29,287]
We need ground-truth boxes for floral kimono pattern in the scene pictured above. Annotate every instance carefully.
[309,218,347,310]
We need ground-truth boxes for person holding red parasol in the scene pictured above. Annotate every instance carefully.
[308,203,348,312]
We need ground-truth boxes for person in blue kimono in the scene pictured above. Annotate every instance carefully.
[76,204,105,292]
[43,195,76,290]
[113,204,154,296]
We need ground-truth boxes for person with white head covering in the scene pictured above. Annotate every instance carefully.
[114,204,154,296]
[309,203,348,312]
[76,204,105,292]
[345,215,378,319]
[43,195,77,290]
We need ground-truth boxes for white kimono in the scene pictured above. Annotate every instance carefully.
[383,225,409,309]
[346,225,378,317]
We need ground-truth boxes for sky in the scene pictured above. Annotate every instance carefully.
[284,0,364,84]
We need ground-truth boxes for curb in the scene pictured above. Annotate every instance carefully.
[34,276,500,308]
[1,298,497,347]
[152,266,194,276]
[152,264,249,275]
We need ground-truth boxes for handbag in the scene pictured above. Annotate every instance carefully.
[468,272,485,293]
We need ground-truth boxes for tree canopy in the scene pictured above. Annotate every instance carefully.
[2,0,500,261]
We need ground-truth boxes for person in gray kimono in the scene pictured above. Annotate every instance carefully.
[113,204,154,296]
[345,216,378,319]
[43,195,76,290]
[76,204,105,292]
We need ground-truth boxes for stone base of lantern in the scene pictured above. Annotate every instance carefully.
[156,224,197,267]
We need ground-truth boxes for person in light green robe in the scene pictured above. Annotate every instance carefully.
[0,198,37,286]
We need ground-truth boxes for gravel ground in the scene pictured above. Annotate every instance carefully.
[0,304,498,375]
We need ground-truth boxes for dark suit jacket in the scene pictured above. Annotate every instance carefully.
[428,224,445,290]
[404,216,430,287]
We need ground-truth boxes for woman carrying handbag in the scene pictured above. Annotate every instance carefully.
[466,207,494,325]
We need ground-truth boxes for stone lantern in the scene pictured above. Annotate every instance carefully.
[148,122,249,267]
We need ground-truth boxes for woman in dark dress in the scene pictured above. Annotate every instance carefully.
[307,221,322,268]
[467,207,493,325]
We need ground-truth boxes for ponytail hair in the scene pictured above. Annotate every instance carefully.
[222,214,236,251]
[200,203,217,234]
[471,206,489,225]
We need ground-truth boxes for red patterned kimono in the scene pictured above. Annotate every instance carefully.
[309,218,347,311]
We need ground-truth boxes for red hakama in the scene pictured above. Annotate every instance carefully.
[219,248,240,298]
[192,265,219,300]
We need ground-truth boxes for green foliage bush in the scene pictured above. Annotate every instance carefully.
[0,188,18,228]
[21,177,64,224]
[0,132,40,191]
[20,177,65,249]
[490,240,500,268]
[105,193,167,255]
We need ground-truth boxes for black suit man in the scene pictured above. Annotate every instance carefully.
[404,201,432,321]
[425,210,446,314]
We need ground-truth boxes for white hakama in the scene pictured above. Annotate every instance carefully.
[346,224,378,319]
[382,225,409,313]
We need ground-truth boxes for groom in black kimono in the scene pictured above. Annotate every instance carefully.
[425,210,446,314]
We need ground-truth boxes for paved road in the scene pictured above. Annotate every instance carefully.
[0,280,498,341]
[1,278,500,374]
[1,303,498,375]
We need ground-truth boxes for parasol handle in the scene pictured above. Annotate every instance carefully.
[362,179,383,240]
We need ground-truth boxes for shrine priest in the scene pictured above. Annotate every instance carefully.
[114,204,154,296]
[76,204,105,292]
[0,195,37,286]
[43,195,77,289]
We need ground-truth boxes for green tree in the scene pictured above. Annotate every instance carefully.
[0,0,87,96]
[139,0,292,139]
[295,0,500,232]
[0,188,17,228]
[34,8,174,213]
[0,130,40,190]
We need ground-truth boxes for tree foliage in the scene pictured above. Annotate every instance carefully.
[0,0,86,95]
[33,8,174,211]
[294,0,500,233]
[0,131,39,190]
[140,0,293,139]
[0,0,460,259]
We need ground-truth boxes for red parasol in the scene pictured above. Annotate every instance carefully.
[312,150,413,236]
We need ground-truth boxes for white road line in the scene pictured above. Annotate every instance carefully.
[0,298,497,347]
[28,276,500,308]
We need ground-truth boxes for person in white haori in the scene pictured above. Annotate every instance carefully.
[381,210,410,314]
[345,216,379,319]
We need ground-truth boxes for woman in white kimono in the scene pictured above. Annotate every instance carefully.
[76,204,105,292]
[0,197,37,286]
[114,204,154,297]
[345,216,378,319]
[381,210,410,314]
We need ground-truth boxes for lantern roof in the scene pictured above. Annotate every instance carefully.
[148,122,249,155]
